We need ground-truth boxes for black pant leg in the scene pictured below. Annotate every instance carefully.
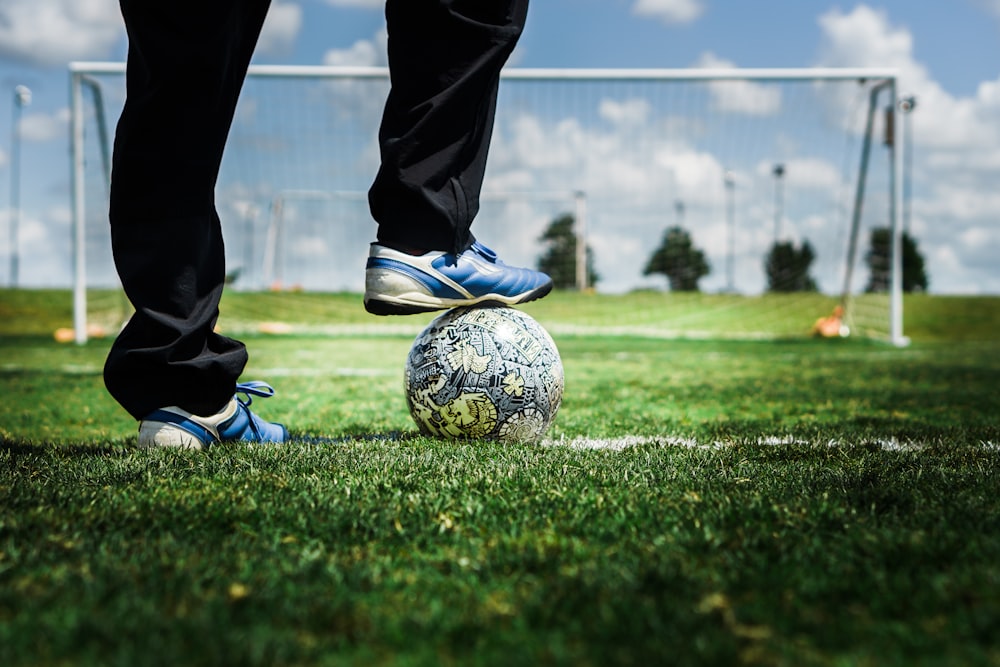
[369,0,530,254]
[104,0,271,419]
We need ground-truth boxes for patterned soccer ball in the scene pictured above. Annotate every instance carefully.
[405,305,564,443]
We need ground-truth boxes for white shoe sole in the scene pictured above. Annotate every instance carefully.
[137,401,238,449]
[137,421,208,450]
[364,266,552,315]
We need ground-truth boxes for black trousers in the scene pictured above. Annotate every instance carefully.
[104,0,529,419]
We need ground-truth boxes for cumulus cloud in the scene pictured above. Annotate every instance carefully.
[632,0,705,25]
[257,1,303,55]
[318,30,390,129]
[818,5,1000,149]
[323,0,383,8]
[323,34,387,67]
[18,109,70,143]
[599,99,653,127]
[0,207,73,287]
[0,0,123,66]
[759,157,841,191]
[695,52,783,116]
[816,4,1000,293]
[0,0,301,64]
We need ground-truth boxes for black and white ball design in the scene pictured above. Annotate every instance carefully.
[405,306,564,443]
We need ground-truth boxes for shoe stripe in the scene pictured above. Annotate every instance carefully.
[367,256,468,299]
[430,253,538,297]
[144,409,217,445]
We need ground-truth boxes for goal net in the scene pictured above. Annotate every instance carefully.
[69,64,904,344]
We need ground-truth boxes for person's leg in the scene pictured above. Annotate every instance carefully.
[369,0,530,255]
[364,0,551,316]
[105,0,273,422]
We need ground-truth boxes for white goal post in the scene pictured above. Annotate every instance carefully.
[69,63,905,345]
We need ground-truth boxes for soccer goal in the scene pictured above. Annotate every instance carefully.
[69,63,905,344]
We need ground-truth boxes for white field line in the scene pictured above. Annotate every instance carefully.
[541,435,997,452]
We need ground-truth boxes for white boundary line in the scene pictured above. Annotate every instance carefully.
[542,435,999,452]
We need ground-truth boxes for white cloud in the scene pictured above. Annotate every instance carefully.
[816,5,999,149]
[817,6,915,73]
[504,115,579,169]
[257,1,303,55]
[19,109,70,143]
[0,207,73,287]
[0,0,123,66]
[316,30,390,134]
[323,0,383,8]
[322,29,387,67]
[0,0,300,65]
[323,39,380,67]
[959,226,998,251]
[921,183,1000,222]
[291,236,331,258]
[599,99,652,127]
[654,146,724,193]
[695,52,783,116]
[761,157,841,191]
[815,4,1000,294]
[632,0,705,25]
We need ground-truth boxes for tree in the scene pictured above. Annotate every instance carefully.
[643,226,710,292]
[765,240,818,292]
[864,228,929,293]
[537,213,599,289]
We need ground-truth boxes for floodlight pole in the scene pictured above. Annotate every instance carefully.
[242,203,259,290]
[889,83,908,346]
[772,163,785,243]
[574,190,588,291]
[263,195,286,289]
[724,171,735,292]
[9,85,31,287]
[899,95,916,236]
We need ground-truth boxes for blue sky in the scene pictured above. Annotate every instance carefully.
[1,0,999,294]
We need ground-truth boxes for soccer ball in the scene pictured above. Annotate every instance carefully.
[404,305,564,443]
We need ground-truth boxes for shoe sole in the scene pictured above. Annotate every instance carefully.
[138,420,208,450]
[364,281,553,316]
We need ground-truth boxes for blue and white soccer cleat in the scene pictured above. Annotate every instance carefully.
[364,242,554,315]
[137,381,288,449]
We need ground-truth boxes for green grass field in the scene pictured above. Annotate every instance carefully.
[1,289,999,666]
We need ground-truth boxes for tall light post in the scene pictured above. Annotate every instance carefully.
[9,84,31,287]
[724,171,735,292]
[772,163,785,243]
[898,95,916,236]
[574,190,588,291]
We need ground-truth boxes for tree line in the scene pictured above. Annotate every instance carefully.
[537,214,929,293]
